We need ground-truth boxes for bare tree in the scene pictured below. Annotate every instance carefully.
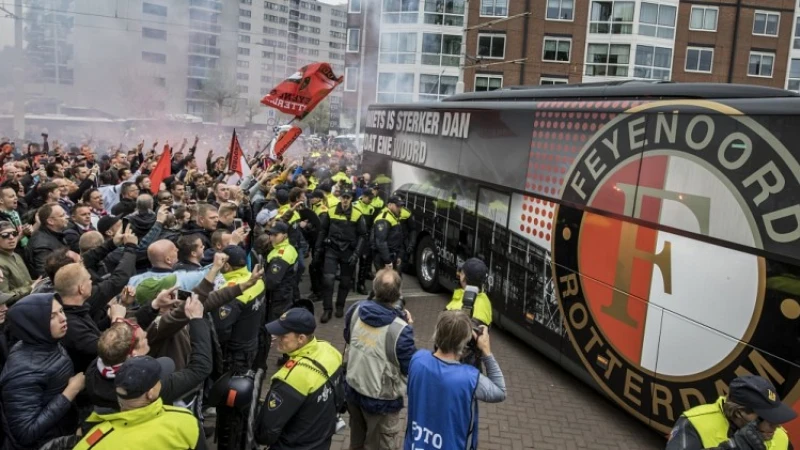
[198,70,240,124]
[244,98,264,124]
[301,98,331,135]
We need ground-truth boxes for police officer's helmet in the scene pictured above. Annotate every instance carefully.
[208,371,255,411]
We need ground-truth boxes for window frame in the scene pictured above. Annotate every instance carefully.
[589,1,635,35]
[418,73,458,102]
[747,51,775,78]
[141,51,167,64]
[752,10,780,37]
[474,74,503,91]
[421,33,462,66]
[376,72,416,103]
[480,0,508,18]
[684,46,714,73]
[632,44,672,80]
[142,2,167,16]
[541,36,572,63]
[379,32,418,65]
[142,27,167,40]
[424,0,466,26]
[346,28,361,53]
[688,6,718,32]
[541,77,569,85]
[638,2,676,39]
[345,67,359,91]
[584,43,631,77]
[477,33,506,59]
[787,58,800,92]
[546,0,574,21]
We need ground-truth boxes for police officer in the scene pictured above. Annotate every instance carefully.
[372,195,405,272]
[446,258,493,327]
[353,190,375,295]
[315,187,367,323]
[666,375,795,450]
[307,190,328,302]
[263,221,299,323]
[397,200,417,267]
[255,308,343,450]
[75,356,206,450]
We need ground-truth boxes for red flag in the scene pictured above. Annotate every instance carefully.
[271,125,302,160]
[261,62,343,119]
[148,144,171,194]
[227,129,251,184]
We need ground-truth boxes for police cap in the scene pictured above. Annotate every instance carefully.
[728,376,798,424]
[115,356,174,400]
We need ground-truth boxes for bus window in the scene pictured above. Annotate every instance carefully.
[474,187,510,309]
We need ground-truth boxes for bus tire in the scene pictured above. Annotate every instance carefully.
[415,236,441,293]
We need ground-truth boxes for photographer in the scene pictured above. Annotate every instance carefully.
[404,310,506,450]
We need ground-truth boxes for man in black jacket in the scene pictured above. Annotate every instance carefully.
[63,203,95,253]
[25,203,69,278]
[110,182,139,217]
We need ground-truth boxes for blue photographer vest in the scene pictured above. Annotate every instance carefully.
[404,350,480,450]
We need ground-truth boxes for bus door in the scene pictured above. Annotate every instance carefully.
[474,187,514,325]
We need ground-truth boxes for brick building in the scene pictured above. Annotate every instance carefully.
[343,0,800,132]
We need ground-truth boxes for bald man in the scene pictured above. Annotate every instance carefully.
[57,263,126,374]
[128,239,224,293]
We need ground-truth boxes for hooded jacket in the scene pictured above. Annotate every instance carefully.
[343,300,416,415]
[0,294,77,449]
[127,211,156,240]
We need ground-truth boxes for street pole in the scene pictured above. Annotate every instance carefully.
[13,1,25,141]
[456,0,469,94]
[353,0,368,150]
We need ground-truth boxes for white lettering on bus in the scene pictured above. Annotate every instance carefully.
[442,112,471,139]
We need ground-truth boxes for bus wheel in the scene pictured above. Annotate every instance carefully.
[415,236,441,292]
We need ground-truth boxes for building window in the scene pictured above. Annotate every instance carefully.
[237,60,250,68]
[788,59,800,91]
[349,0,362,13]
[639,3,676,39]
[542,37,571,62]
[424,0,466,26]
[590,1,634,34]
[238,85,249,94]
[541,77,568,85]
[422,33,461,66]
[477,33,505,59]
[142,27,167,40]
[142,51,166,64]
[383,0,418,24]
[238,47,251,56]
[585,43,630,76]
[237,73,249,81]
[380,32,417,64]
[689,6,717,31]
[347,29,360,52]
[475,74,502,91]
[795,17,800,49]
[142,2,167,16]
[240,8,251,17]
[748,51,775,77]
[377,73,415,103]
[633,45,672,80]
[685,47,713,73]
[546,0,573,20]
[345,67,359,91]
[242,0,252,3]
[239,22,251,30]
[753,11,780,36]
[154,77,166,87]
[239,35,250,43]
[419,74,457,101]
[481,0,508,17]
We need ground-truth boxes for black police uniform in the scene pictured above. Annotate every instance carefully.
[315,189,367,319]
[371,197,405,271]
[262,222,300,323]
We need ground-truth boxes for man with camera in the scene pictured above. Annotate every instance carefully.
[343,268,416,450]
[404,310,506,450]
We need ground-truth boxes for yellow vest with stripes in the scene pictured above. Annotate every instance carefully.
[683,397,790,450]
[278,203,301,224]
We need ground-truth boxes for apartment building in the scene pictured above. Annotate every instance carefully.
[236,0,348,129]
[344,0,800,131]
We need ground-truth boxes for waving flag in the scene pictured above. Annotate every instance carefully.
[227,129,251,184]
[261,62,343,119]
[148,144,171,194]
[270,125,302,161]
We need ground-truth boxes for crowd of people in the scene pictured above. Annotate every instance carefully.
[0,132,511,450]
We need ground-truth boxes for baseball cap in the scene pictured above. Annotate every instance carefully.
[135,275,177,305]
[728,375,798,424]
[387,195,405,207]
[461,258,488,285]
[115,356,175,400]
[268,221,290,235]
[255,208,279,226]
[265,308,316,336]
[339,188,354,198]
[97,215,121,236]
[222,245,247,267]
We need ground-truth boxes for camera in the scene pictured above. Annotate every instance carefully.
[393,296,406,313]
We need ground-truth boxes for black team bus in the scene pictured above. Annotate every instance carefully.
[359,81,800,444]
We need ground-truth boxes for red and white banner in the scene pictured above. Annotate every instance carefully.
[261,62,343,119]
[227,129,251,184]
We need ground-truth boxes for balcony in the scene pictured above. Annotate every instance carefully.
[188,44,221,57]
[189,21,222,34]
[189,0,223,12]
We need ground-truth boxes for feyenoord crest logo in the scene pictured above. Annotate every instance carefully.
[551,100,800,434]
